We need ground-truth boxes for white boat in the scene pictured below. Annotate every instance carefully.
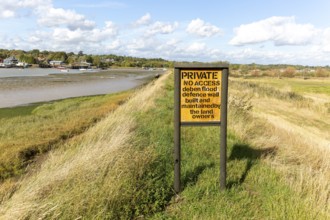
[16,62,29,68]
[56,66,69,72]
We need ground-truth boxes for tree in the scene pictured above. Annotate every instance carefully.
[85,55,93,64]
[92,56,101,67]
[240,65,249,75]
[282,67,296,78]
[49,52,68,62]
[19,54,36,64]
[66,56,78,65]
[30,49,40,57]
[67,52,75,57]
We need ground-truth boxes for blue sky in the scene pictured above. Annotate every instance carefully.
[1,0,330,65]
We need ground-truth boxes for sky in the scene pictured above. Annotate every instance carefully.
[1,0,330,66]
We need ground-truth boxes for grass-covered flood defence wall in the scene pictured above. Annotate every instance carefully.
[0,72,329,219]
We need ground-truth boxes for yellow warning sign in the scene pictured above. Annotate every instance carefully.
[180,70,222,122]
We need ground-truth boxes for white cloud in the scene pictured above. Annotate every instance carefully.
[0,0,121,54]
[51,28,85,44]
[230,16,318,46]
[0,10,15,18]
[162,41,224,61]
[36,7,95,30]
[3,1,330,66]
[123,36,170,58]
[43,21,118,44]
[0,0,51,18]
[0,0,95,30]
[28,35,41,43]
[146,21,179,36]
[318,28,330,53]
[186,18,221,37]
[90,21,118,41]
[186,43,221,59]
[0,1,19,18]
[154,39,180,55]
[134,13,151,26]
[186,42,206,53]
[106,39,122,50]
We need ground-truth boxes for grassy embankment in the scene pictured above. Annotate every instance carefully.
[227,77,330,219]
[0,91,133,180]
[0,72,329,219]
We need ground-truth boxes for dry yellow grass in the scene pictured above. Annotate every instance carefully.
[0,73,170,219]
[229,77,330,216]
[1,73,329,218]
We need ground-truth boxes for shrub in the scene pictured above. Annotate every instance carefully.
[282,67,296,78]
[315,68,330,77]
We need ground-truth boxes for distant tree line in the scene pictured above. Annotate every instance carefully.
[1,49,329,77]
[0,49,174,69]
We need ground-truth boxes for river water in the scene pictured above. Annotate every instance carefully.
[0,68,162,108]
[0,68,83,78]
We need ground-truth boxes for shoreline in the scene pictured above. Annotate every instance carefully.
[0,69,165,108]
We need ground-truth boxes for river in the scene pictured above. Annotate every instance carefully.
[0,68,164,108]
[0,68,83,78]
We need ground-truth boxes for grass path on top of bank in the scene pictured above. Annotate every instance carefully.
[131,73,326,219]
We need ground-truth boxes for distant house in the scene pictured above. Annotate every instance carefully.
[71,61,91,69]
[3,56,18,67]
[49,60,64,67]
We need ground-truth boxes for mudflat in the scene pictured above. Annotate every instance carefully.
[0,68,164,107]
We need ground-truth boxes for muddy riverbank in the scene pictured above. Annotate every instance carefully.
[0,68,164,108]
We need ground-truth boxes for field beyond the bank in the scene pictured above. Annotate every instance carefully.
[0,72,329,219]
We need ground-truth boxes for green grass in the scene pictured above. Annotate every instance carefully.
[246,77,330,96]
[123,73,326,219]
[0,105,40,118]
[1,73,327,219]
[154,138,319,219]
[0,92,132,180]
[290,80,330,95]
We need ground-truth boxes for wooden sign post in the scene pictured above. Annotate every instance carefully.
[174,63,229,193]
